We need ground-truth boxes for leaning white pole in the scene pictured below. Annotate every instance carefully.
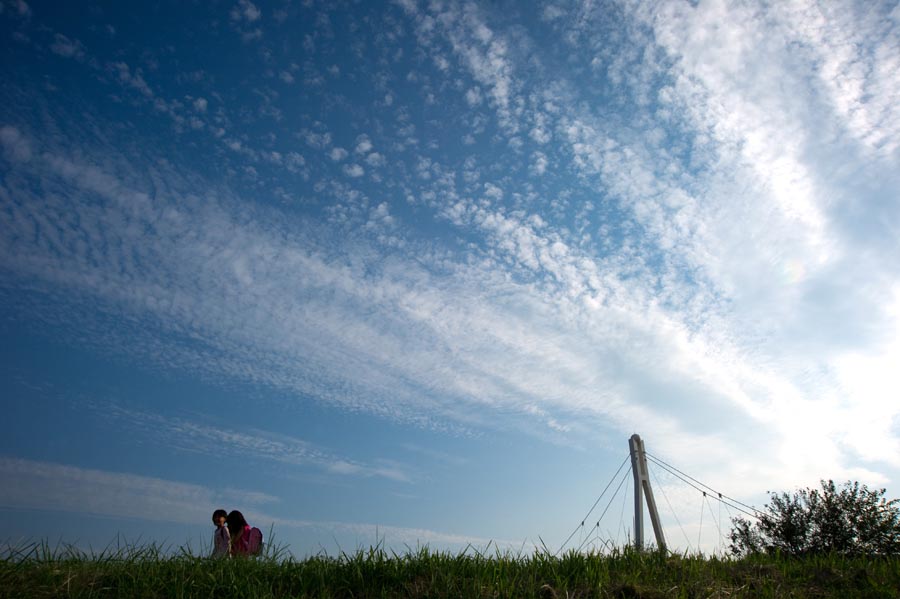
[629,434,644,550]
[629,434,667,552]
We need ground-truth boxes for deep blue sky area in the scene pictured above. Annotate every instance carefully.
[2,0,900,557]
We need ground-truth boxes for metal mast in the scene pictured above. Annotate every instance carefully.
[629,434,666,551]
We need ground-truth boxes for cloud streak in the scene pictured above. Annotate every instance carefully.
[96,403,413,482]
[0,457,508,552]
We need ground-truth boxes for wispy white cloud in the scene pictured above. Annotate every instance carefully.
[0,125,32,162]
[598,0,900,474]
[260,514,525,553]
[97,403,412,482]
[392,0,900,492]
[228,0,263,44]
[241,28,262,43]
[109,61,153,97]
[0,458,508,552]
[771,0,900,157]
[49,33,85,60]
[398,0,523,132]
[301,128,332,149]
[0,122,666,445]
[231,0,261,23]
[0,457,276,525]
[3,0,31,18]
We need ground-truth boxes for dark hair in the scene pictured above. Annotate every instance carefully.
[226,510,248,537]
[212,509,227,523]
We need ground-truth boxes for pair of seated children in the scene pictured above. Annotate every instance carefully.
[212,509,263,557]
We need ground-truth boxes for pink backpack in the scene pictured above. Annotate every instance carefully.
[236,525,264,556]
[246,526,263,555]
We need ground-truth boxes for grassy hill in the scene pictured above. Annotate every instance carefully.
[3,541,899,598]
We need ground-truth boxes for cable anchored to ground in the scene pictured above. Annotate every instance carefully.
[556,454,630,555]
[574,463,632,554]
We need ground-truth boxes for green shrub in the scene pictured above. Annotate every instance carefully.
[730,479,900,557]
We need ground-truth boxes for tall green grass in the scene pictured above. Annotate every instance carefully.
[2,538,899,598]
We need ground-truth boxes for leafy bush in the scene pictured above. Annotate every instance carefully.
[730,479,900,557]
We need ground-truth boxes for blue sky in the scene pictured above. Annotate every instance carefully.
[1,0,899,557]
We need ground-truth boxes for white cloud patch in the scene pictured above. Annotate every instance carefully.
[400,1,522,132]
[0,125,32,162]
[301,129,332,149]
[343,163,364,177]
[231,0,261,22]
[354,134,373,154]
[4,0,31,17]
[541,4,564,21]
[241,28,263,43]
[49,34,86,60]
[483,182,503,201]
[285,151,306,172]
[530,151,547,176]
[465,87,482,106]
[109,61,153,97]
[365,152,386,167]
[366,201,394,231]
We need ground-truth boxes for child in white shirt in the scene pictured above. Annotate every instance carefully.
[211,509,231,558]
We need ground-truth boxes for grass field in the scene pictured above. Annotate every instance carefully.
[3,540,899,598]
